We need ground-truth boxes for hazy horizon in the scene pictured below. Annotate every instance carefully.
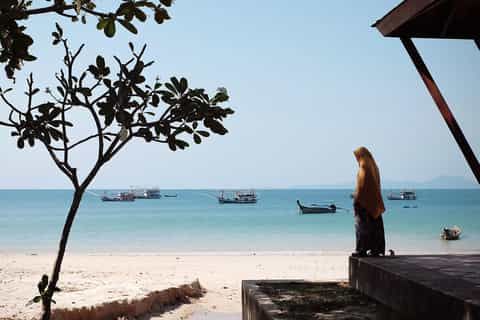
[1,1,478,189]
[0,175,477,190]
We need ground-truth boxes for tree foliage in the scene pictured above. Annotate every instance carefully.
[1,28,233,187]
[0,0,173,79]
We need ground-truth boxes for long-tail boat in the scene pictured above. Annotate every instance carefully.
[296,200,336,214]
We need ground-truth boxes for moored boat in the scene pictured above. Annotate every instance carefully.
[218,190,257,204]
[296,200,336,214]
[441,226,461,240]
[131,187,161,199]
[387,190,416,200]
[101,191,135,202]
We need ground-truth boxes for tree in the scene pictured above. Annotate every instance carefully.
[1,0,173,79]
[0,2,234,320]
[0,29,233,320]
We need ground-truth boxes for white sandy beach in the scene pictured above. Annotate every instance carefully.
[0,252,349,320]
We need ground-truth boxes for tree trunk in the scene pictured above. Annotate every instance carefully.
[41,189,84,320]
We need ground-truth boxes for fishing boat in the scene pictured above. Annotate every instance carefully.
[101,192,135,202]
[441,226,461,240]
[131,187,161,199]
[296,200,336,214]
[387,190,416,200]
[218,190,257,204]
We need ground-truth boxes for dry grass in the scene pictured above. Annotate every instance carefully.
[50,280,204,320]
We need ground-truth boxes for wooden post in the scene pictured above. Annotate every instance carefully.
[401,37,480,184]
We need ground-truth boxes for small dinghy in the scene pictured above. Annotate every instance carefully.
[296,200,336,214]
[441,226,461,240]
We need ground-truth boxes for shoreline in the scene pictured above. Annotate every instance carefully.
[2,248,479,256]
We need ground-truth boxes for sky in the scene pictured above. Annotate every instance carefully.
[0,1,479,189]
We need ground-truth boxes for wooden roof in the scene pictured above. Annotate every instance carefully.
[373,0,480,39]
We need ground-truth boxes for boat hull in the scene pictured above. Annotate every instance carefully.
[296,200,336,214]
[101,197,135,202]
[219,198,257,204]
[387,196,416,200]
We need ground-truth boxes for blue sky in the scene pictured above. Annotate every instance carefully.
[0,1,479,189]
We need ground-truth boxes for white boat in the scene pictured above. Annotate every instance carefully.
[218,190,257,204]
[130,187,161,199]
[101,191,135,202]
[387,190,416,200]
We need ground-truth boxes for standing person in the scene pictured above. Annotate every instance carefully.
[352,147,386,257]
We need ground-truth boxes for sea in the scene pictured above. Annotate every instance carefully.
[0,189,479,254]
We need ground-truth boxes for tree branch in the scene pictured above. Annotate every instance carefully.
[23,4,75,16]
[0,121,15,128]
[0,94,25,115]
[44,144,79,189]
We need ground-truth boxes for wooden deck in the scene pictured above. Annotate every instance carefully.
[349,255,480,320]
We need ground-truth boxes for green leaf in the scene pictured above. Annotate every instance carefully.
[160,0,173,6]
[23,55,37,62]
[168,137,176,151]
[33,296,41,303]
[175,139,189,149]
[28,135,35,147]
[179,77,188,94]
[171,77,181,92]
[193,134,201,144]
[134,8,147,22]
[204,118,228,135]
[104,20,116,37]
[56,86,65,96]
[97,18,109,30]
[78,87,92,97]
[119,19,138,34]
[17,138,24,149]
[165,82,177,94]
[55,23,63,37]
[96,55,105,69]
[154,8,170,24]
[151,94,159,107]
[196,130,210,138]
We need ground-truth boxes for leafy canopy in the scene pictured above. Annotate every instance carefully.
[1,27,233,180]
[0,0,173,79]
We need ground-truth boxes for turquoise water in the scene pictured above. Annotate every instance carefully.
[0,189,479,254]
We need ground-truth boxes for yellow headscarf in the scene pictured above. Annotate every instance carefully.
[354,147,385,219]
